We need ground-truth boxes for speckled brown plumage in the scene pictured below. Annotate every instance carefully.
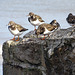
[28,12,44,22]
[28,12,45,30]
[36,23,57,35]
[50,20,60,30]
[8,21,28,41]
[66,13,75,26]
[8,21,28,32]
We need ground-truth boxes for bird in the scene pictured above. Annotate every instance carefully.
[35,23,59,40]
[66,13,75,26]
[50,20,60,30]
[8,21,28,41]
[27,12,45,30]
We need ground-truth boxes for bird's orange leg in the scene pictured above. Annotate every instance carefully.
[48,34,50,37]
[11,36,15,40]
[16,36,19,41]
[34,26,36,31]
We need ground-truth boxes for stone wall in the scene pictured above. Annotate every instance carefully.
[2,27,75,75]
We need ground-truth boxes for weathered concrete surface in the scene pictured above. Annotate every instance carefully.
[2,27,75,75]
[2,39,46,75]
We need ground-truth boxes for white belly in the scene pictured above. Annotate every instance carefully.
[43,28,51,35]
[8,28,23,36]
[30,19,44,26]
[43,27,55,35]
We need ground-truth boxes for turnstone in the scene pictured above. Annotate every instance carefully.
[66,13,75,26]
[35,23,58,40]
[27,12,45,30]
[50,20,60,30]
[8,21,28,41]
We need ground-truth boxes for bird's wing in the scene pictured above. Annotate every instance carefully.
[39,19,45,22]
[35,15,45,22]
[15,24,28,32]
[46,24,56,31]
[35,15,42,19]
